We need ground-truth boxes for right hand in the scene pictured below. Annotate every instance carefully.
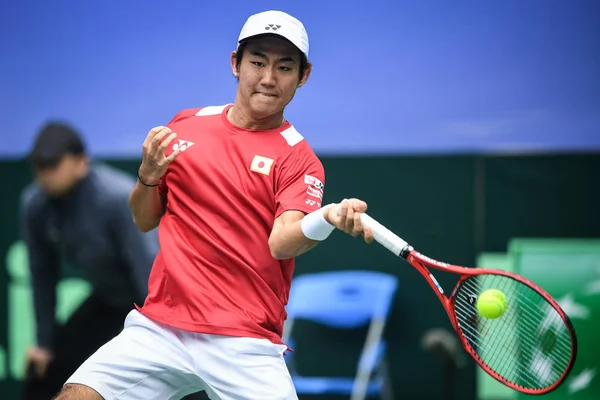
[25,346,53,378]
[138,126,182,185]
[324,199,374,244]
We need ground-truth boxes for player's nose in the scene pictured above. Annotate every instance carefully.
[259,68,277,87]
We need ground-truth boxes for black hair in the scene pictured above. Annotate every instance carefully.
[29,122,86,167]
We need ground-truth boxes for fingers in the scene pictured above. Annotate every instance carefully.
[165,145,182,163]
[345,204,355,234]
[351,211,364,237]
[338,199,349,229]
[144,126,166,149]
[149,127,173,153]
[363,226,374,244]
[144,126,164,143]
[338,199,359,236]
[349,199,370,241]
[139,125,182,185]
[348,198,368,213]
[25,348,52,378]
[159,132,178,158]
[334,198,370,239]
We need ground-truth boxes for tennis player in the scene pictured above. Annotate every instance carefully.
[53,10,372,400]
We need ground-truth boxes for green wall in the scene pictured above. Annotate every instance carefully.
[1,153,598,399]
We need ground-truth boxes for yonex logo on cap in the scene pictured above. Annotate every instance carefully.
[265,24,281,31]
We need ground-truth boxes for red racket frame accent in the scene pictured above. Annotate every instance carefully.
[405,249,578,395]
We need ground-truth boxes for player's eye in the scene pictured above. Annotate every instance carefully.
[279,66,292,71]
[251,61,264,67]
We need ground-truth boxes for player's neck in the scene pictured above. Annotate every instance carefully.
[227,105,285,131]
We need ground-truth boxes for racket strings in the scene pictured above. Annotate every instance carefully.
[455,312,545,389]
[454,301,565,388]
[455,306,560,390]
[455,297,571,370]
[453,300,560,388]
[454,299,553,369]
[455,279,571,388]
[454,286,572,359]
[467,278,573,363]
[457,277,572,388]
[452,275,574,390]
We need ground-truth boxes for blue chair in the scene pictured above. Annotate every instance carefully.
[283,270,398,400]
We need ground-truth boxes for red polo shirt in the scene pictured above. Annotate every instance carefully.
[138,104,325,345]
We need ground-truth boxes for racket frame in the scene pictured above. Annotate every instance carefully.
[405,248,578,394]
[360,213,578,395]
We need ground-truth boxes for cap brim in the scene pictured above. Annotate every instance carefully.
[238,33,306,57]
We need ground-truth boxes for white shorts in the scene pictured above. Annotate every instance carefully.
[66,310,297,400]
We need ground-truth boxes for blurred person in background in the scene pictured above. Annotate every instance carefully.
[18,122,160,400]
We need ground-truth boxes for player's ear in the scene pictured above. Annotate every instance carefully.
[297,61,312,88]
[231,51,240,78]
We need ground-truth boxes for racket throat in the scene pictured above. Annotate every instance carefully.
[429,274,444,295]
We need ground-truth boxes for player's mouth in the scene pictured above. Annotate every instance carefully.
[255,92,278,97]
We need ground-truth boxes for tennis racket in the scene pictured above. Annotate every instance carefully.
[359,213,578,395]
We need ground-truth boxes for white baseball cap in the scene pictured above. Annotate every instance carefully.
[237,10,309,58]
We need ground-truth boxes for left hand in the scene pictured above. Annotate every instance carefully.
[324,198,374,244]
[25,346,53,378]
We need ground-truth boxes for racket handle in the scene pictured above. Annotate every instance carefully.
[360,213,409,257]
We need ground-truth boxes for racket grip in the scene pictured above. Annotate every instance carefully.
[360,213,408,256]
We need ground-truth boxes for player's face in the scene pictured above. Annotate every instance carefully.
[34,154,88,196]
[232,36,311,119]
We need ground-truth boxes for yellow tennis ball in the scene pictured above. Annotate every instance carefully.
[476,289,507,319]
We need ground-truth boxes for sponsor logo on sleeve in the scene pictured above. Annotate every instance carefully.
[305,199,322,208]
[306,186,323,199]
[304,174,324,205]
[304,174,324,190]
